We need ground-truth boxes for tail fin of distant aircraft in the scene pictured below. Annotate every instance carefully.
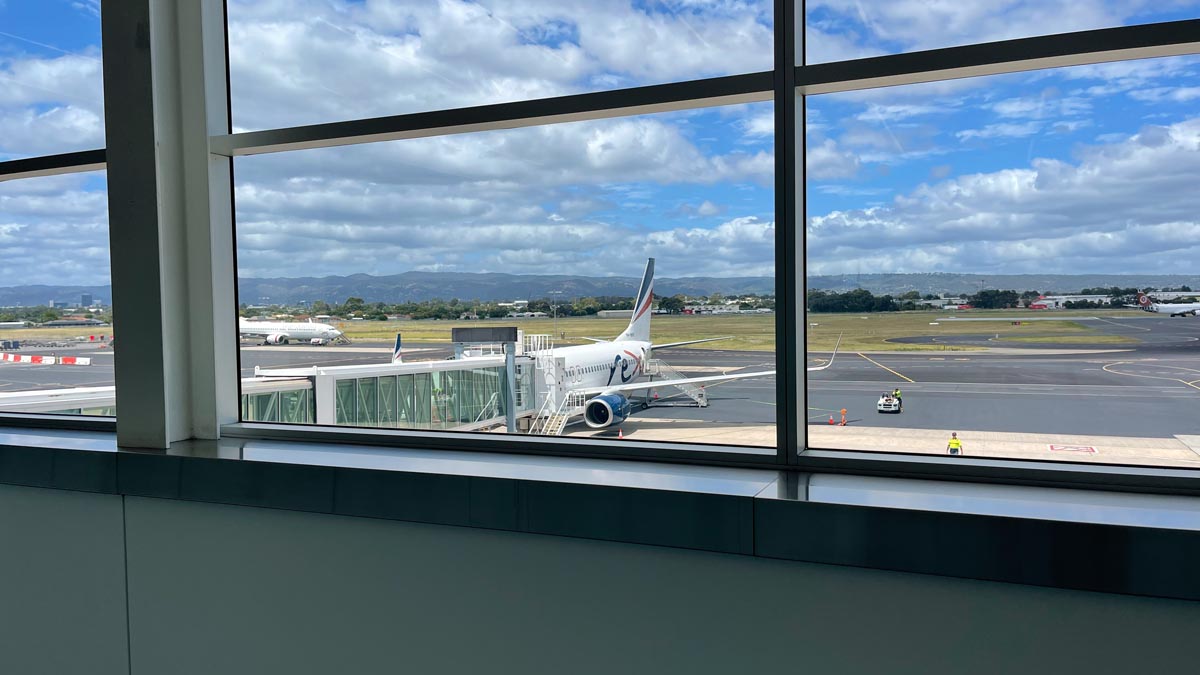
[616,258,654,343]
[392,334,403,363]
[1136,291,1154,311]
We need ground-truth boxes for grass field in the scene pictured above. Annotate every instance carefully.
[805,309,1144,351]
[0,308,1145,353]
[337,314,778,351]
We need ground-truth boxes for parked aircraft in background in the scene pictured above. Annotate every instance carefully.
[239,318,348,345]
[1134,292,1200,317]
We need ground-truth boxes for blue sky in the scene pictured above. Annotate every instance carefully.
[1,1,1198,285]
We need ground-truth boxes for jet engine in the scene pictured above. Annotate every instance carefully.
[583,394,632,429]
[265,334,289,345]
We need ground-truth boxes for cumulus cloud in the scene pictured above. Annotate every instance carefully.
[0,51,104,158]
[808,117,1200,275]
[230,102,775,279]
[805,0,1199,62]
[227,0,773,130]
[0,173,110,286]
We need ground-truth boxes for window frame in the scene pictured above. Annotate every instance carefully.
[1,0,1199,492]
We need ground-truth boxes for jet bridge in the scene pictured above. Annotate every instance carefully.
[253,355,537,431]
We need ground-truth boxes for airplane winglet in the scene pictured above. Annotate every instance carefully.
[807,333,842,372]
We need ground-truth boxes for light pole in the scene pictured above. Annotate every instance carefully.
[549,290,564,340]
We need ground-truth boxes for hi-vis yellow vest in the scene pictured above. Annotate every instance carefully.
[948,438,962,450]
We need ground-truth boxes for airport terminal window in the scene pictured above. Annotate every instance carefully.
[0,1,104,161]
[0,171,115,417]
[803,0,1200,64]
[226,0,774,132]
[231,102,778,449]
[803,55,1200,468]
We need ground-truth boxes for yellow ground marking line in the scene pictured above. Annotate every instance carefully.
[857,353,915,383]
[1102,361,1200,392]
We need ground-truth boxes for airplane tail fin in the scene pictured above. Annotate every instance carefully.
[617,258,654,343]
[1136,291,1154,311]
[392,334,403,363]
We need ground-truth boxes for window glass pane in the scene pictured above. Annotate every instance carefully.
[805,1,1200,64]
[0,2,104,159]
[0,171,113,416]
[235,103,776,451]
[804,55,1200,468]
[227,0,773,131]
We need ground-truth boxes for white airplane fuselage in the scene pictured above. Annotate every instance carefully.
[535,340,652,391]
[239,319,344,344]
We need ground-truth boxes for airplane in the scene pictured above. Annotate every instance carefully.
[529,258,837,430]
[1132,292,1200,317]
[239,318,349,345]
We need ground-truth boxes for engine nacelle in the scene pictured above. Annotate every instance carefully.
[265,334,289,345]
[583,394,632,429]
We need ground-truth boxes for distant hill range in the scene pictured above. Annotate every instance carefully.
[4,272,1200,307]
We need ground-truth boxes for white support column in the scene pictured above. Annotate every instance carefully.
[102,0,236,447]
[178,0,238,439]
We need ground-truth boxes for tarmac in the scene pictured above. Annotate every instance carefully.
[2,315,1200,467]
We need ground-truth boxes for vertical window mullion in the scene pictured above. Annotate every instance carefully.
[775,0,800,463]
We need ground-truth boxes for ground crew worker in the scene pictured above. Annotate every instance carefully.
[840,408,847,426]
[892,387,902,412]
[947,432,963,456]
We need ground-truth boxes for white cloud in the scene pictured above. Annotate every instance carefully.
[805,1,1199,62]
[0,51,104,157]
[806,138,860,179]
[0,174,110,286]
[955,121,1043,141]
[808,117,1200,275]
[227,0,773,131]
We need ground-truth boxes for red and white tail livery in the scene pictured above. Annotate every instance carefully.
[1134,292,1200,317]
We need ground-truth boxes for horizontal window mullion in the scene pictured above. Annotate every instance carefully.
[211,72,773,157]
[0,413,116,433]
[796,450,1200,497]
[222,422,775,466]
[797,19,1200,95]
[0,150,106,182]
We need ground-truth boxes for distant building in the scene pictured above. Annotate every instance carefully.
[80,293,94,307]
[597,309,633,319]
[1035,294,1115,309]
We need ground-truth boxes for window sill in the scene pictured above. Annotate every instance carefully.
[0,427,1198,601]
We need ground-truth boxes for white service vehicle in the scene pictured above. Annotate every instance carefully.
[876,392,901,413]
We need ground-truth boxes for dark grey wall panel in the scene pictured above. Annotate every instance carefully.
[755,499,1200,600]
[125,496,1199,675]
[0,484,128,675]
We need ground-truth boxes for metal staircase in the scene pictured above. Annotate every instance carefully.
[529,390,587,436]
[645,359,708,407]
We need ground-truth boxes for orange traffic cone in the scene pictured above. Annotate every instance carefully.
[618,428,624,439]
[828,415,835,425]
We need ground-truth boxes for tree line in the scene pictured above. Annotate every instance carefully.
[240,293,775,321]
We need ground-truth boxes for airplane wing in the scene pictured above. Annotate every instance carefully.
[807,333,842,371]
[652,336,734,349]
[576,369,775,397]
